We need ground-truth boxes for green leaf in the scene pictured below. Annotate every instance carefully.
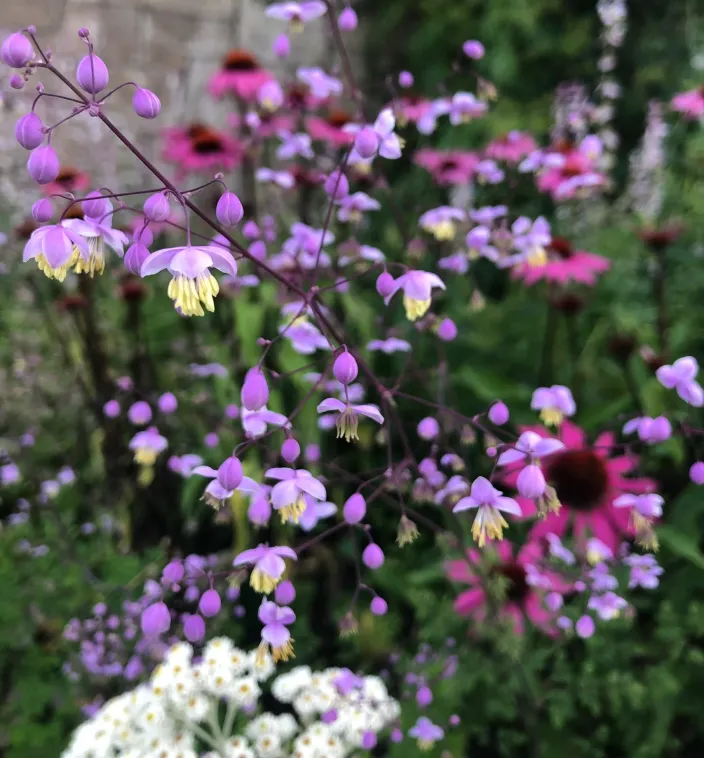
[658,525,704,570]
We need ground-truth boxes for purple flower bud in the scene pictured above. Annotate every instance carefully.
[306,443,321,463]
[690,461,704,485]
[324,169,349,200]
[361,731,377,749]
[76,54,109,94]
[125,243,150,275]
[124,656,144,680]
[103,400,120,418]
[437,317,458,341]
[143,193,170,222]
[545,592,563,611]
[78,28,90,39]
[158,392,177,414]
[281,438,301,463]
[273,33,290,58]
[376,271,395,297]
[27,145,59,184]
[362,543,384,569]
[449,714,461,726]
[488,401,509,425]
[133,87,161,119]
[128,401,152,426]
[463,40,485,60]
[216,191,244,226]
[82,191,111,219]
[183,613,206,642]
[370,596,388,616]
[275,580,296,605]
[322,709,338,724]
[517,464,546,499]
[162,560,184,583]
[339,6,358,31]
[417,416,440,440]
[333,350,358,385]
[225,404,240,420]
[354,126,379,159]
[31,198,52,223]
[199,589,222,617]
[248,493,272,526]
[391,728,404,743]
[575,615,595,638]
[141,602,170,636]
[217,456,243,491]
[399,71,414,88]
[242,368,269,411]
[249,240,267,261]
[9,74,24,89]
[416,685,433,707]
[343,493,366,524]
[15,112,44,150]
[205,432,219,448]
[1,33,34,68]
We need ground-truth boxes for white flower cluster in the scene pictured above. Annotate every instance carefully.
[62,639,399,758]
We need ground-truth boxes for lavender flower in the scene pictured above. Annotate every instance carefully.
[128,427,167,466]
[265,467,327,523]
[23,224,89,282]
[317,397,384,442]
[64,209,128,277]
[384,270,446,321]
[409,717,444,750]
[656,357,704,407]
[419,206,466,240]
[257,599,296,663]
[265,1,327,29]
[233,544,297,594]
[452,476,521,546]
[531,385,576,426]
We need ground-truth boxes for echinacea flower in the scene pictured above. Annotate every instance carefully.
[162,124,243,176]
[23,223,89,281]
[452,476,522,547]
[208,50,273,101]
[656,356,704,406]
[418,206,466,241]
[233,544,297,594]
[671,87,704,120]
[265,467,327,523]
[140,244,237,317]
[63,211,128,277]
[257,600,296,664]
[383,270,446,321]
[502,421,656,552]
[485,131,537,164]
[265,1,326,30]
[317,397,384,442]
[531,385,576,426]
[128,427,168,466]
[414,149,479,185]
[306,108,356,146]
[408,717,444,750]
[512,236,610,286]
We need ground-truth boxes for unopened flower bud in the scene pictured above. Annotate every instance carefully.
[183,613,206,642]
[217,456,243,491]
[690,462,704,485]
[343,493,366,524]
[133,224,153,246]
[417,416,440,440]
[354,126,379,159]
[370,596,388,615]
[463,39,485,60]
[216,191,244,226]
[125,242,150,275]
[133,87,161,119]
[376,271,395,297]
[128,401,152,425]
[333,349,358,384]
[248,493,271,526]
[273,33,290,58]
[242,368,269,411]
[362,543,384,569]
[275,580,296,605]
[396,514,419,546]
[488,401,509,425]
[82,190,110,219]
[338,6,358,31]
[517,464,546,499]
[103,399,120,418]
[31,198,52,223]
[416,685,433,706]
[1,33,34,68]
[27,145,59,184]
[437,317,457,341]
[76,54,109,94]
[162,559,184,583]
[78,28,90,39]
[199,588,221,617]
[575,615,595,639]
[143,192,170,222]
[399,71,414,88]
[9,74,24,89]
[324,169,349,200]
[281,438,300,463]
[141,602,170,636]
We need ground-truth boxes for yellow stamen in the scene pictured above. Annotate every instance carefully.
[418,740,435,751]
[250,568,279,594]
[539,407,563,427]
[471,506,508,548]
[632,512,658,551]
[290,18,304,33]
[537,485,561,518]
[426,220,456,241]
[527,247,548,267]
[167,273,219,317]
[35,249,80,281]
[403,295,431,321]
[278,493,307,524]
[336,409,359,443]
[134,448,158,466]
[73,238,105,277]
[258,638,295,665]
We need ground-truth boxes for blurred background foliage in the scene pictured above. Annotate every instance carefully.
[2,0,704,756]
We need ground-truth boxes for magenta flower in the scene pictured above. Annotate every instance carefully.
[257,599,296,663]
[265,467,327,523]
[409,717,444,750]
[234,544,297,594]
[265,1,326,29]
[383,270,446,321]
[531,385,576,426]
[671,88,704,120]
[656,356,704,407]
[414,148,479,185]
[241,406,290,438]
[140,244,237,317]
[317,397,384,442]
[419,206,466,241]
[208,50,273,101]
[306,110,356,147]
[23,223,89,281]
[446,92,488,125]
[128,427,167,466]
[512,236,610,286]
[452,476,522,547]
[296,67,343,99]
[485,131,537,164]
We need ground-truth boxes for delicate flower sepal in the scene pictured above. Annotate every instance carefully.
[453,476,522,547]
[23,224,90,281]
[316,398,384,442]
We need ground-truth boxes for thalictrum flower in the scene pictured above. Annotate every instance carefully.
[418,206,466,241]
[336,191,381,223]
[63,211,128,277]
[452,476,522,547]
[588,591,627,620]
[275,131,314,160]
[265,467,327,523]
[346,108,403,160]
[257,599,296,664]
[622,415,672,444]
[383,270,446,321]
[192,465,259,509]
[446,92,488,124]
[317,397,384,442]
[656,356,704,407]
[296,66,343,98]
[531,385,576,426]
[265,1,326,30]
[140,244,238,317]
[281,319,331,354]
[233,544,297,594]
[367,338,412,353]
[299,495,337,531]
[241,406,290,438]
[23,223,89,281]
[624,554,663,589]
[613,492,663,549]
[128,427,168,466]
[409,717,444,751]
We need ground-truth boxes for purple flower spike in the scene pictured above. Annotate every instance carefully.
[1,33,34,68]
[76,54,109,94]
[27,145,60,184]
[132,87,161,119]
[15,112,44,150]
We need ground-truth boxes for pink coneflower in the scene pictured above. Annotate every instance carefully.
[306,108,356,146]
[512,236,610,286]
[485,131,537,164]
[671,86,704,120]
[208,49,273,101]
[414,148,479,185]
[536,142,606,200]
[41,166,91,197]
[502,421,656,552]
[445,540,560,635]
[162,124,243,176]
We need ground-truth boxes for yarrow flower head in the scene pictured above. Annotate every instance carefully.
[383,270,446,321]
[265,467,327,523]
[233,544,297,593]
[531,385,576,426]
[317,397,384,442]
[452,476,522,547]
[140,243,238,316]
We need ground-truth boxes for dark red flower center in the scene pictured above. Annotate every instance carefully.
[439,159,459,173]
[326,109,352,128]
[56,168,79,187]
[546,450,609,511]
[63,204,85,220]
[186,123,210,139]
[191,131,224,154]
[223,50,259,71]
[548,236,574,259]
[287,84,308,108]
[494,562,529,604]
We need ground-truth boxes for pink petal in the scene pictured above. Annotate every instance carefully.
[317,397,346,414]
[271,479,300,509]
[265,467,296,481]
[454,588,485,615]
[141,247,179,276]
